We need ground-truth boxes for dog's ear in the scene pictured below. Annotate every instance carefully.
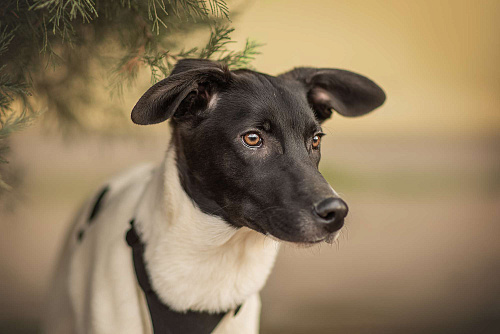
[169,58,224,76]
[131,59,231,125]
[279,67,386,122]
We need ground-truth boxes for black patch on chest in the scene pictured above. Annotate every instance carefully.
[126,219,238,333]
[233,304,242,316]
[88,186,109,223]
[76,229,85,242]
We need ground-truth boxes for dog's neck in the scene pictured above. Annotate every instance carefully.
[134,142,280,313]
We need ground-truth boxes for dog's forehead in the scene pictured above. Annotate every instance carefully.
[215,71,318,132]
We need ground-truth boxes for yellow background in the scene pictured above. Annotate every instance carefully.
[0,1,499,333]
[230,0,500,137]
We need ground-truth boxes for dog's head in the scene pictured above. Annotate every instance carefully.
[132,59,385,244]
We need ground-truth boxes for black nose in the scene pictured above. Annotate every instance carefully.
[313,197,349,232]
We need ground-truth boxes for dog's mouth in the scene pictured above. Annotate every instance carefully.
[265,229,341,246]
[303,229,342,245]
[322,230,342,244]
[245,214,344,245]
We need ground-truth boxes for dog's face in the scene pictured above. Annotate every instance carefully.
[132,59,385,243]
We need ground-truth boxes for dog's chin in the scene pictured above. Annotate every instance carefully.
[323,231,341,244]
[264,230,341,246]
[238,215,342,245]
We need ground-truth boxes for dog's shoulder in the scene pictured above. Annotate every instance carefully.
[45,163,157,333]
[70,162,156,247]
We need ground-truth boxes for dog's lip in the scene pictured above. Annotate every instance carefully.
[306,231,341,245]
[306,238,325,244]
[264,230,340,245]
[245,215,343,244]
[307,232,337,244]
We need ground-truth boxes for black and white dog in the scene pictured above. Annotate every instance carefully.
[44,59,385,333]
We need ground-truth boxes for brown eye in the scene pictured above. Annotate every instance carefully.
[312,135,321,149]
[242,132,262,147]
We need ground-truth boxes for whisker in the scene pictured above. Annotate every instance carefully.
[207,202,233,215]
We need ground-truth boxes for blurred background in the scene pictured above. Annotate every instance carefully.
[1,0,499,333]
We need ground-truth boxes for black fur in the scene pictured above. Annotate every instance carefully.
[132,60,231,125]
[279,67,386,120]
[233,304,242,316]
[88,186,109,223]
[126,219,231,333]
[77,229,85,242]
[132,59,386,243]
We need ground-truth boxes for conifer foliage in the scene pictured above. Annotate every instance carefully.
[0,0,260,191]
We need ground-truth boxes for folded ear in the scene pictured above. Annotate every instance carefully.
[131,59,231,125]
[169,58,224,75]
[279,67,386,122]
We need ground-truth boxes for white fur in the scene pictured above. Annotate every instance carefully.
[44,138,279,334]
[138,147,279,313]
[207,93,219,110]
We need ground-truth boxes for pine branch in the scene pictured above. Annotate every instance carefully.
[198,24,234,59]
[0,24,16,57]
[207,0,229,19]
[217,39,262,69]
[0,110,37,142]
[0,0,260,191]
[167,0,208,20]
[198,24,262,70]
[0,110,38,190]
[147,0,169,33]
[0,77,30,115]
[30,0,99,46]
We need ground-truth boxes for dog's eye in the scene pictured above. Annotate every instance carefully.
[312,135,321,149]
[242,132,262,147]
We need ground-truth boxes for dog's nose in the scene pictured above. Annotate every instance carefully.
[313,197,348,232]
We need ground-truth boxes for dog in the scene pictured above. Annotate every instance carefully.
[44,59,385,333]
